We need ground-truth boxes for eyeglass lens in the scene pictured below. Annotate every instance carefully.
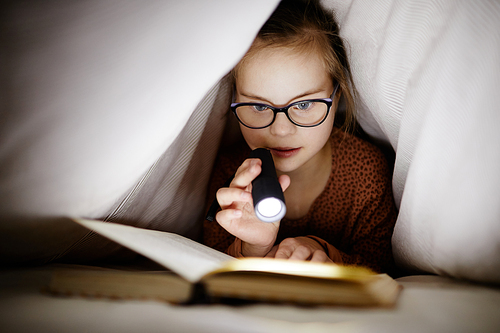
[235,100,328,128]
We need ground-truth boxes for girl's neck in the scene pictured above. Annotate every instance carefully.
[279,139,332,220]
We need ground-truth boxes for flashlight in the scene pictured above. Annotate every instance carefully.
[250,148,287,223]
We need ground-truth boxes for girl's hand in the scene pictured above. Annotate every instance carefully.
[265,237,333,263]
[215,158,290,257]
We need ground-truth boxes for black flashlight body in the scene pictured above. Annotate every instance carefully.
[250,148,287,222]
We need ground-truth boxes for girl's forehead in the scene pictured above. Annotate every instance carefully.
[236,46,332,104]
[243,45,321,69]
[237,40,330,73]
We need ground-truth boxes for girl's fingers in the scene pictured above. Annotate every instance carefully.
[273,237,332,262]
[265,245,279,258]
[274,240,296,259]
[230,159,262,189]
[216,187,252,209]
[288,246,312,261]
[274,248,292,260]
[310,250,332,263]
[220,158,285,209]
[215,208,243,228]
[278,246,330,262]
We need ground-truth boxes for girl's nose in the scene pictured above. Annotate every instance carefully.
[269,113,296,136]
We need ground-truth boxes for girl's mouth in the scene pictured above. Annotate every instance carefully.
[270,147,301,158]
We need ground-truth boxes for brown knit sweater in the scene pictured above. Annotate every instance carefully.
[203,129,398,273]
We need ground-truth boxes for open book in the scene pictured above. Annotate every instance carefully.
[47,219,401,307]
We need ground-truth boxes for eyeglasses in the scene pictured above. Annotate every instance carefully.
[231,83,339,129]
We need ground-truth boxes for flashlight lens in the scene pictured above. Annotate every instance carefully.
[256,198,283,218]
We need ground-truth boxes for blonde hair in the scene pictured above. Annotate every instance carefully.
[232,0,357,132]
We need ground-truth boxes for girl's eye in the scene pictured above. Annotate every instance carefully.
[295,102,313,110]
[252,105,269,112]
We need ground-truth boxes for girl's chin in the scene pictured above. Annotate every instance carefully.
[274,160,301,175]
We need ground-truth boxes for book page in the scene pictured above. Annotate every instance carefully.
[74,219,234,283]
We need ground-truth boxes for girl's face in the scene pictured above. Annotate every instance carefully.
[235,46,336,175]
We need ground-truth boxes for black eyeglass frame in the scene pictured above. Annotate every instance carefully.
[230,83,340,129]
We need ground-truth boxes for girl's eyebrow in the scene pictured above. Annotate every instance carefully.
[240,88,328,105]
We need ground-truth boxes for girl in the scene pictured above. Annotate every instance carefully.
[203,0,397,274]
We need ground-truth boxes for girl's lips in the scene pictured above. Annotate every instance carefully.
[270,147,301,158]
